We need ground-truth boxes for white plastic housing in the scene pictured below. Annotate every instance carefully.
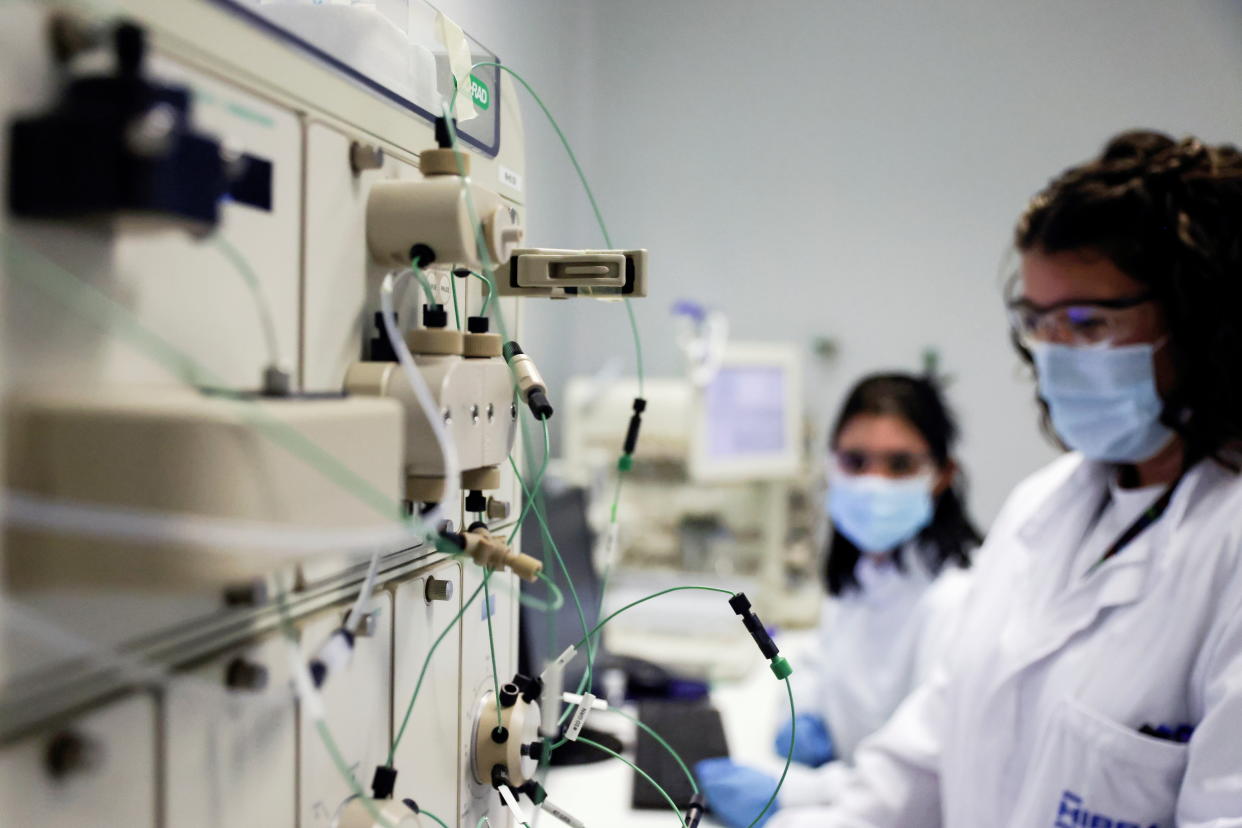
[497,248,649,298]
[344,354,516,479]
[366,178,523,268]
[4,388,404,587]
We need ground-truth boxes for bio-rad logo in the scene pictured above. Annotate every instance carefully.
[469,74,490,111]
[1055,790,1161,828]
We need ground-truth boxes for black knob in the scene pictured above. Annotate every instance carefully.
[45,730,100,779]
[114,22,145,76]
[465,490,488,514]
[225,657,269,691]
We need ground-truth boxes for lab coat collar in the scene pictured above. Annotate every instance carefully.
[998,459,1138,670]
[998,455,1215,683]
[1015,455,1107,554]
[851,542,935,607]
[1016,453,1210,565]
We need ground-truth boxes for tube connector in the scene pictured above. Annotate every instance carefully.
[371,764,398,800]
[623,397,647,456]
[518,780,548,805]
[503,341,554,420]
[448,525,543,582]
[685,793,707,828]
[729,592,791,679]
[421,303,448,329]
[512,673,544,704]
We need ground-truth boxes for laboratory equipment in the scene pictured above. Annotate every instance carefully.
[564,344,823,666]
[688,344,803,482]
[0,0,688,824]
[0,2,538,826]
[497,248,649,299]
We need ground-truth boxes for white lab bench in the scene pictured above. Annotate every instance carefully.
[540,631,816,828]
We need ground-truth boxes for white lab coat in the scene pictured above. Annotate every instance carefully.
[778,547,972,806]
[770,453,1242,828]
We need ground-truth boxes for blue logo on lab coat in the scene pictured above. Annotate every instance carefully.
[1055,790,1160,828]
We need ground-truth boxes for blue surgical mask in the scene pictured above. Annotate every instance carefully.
[1031,340,1174,463]
[827,474,935,554]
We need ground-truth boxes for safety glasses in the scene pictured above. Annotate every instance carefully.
[831,449,934,478]
[1006,292,1157,348]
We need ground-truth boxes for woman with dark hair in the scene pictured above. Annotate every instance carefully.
[762,130,1242,827]
[697,373,981,826]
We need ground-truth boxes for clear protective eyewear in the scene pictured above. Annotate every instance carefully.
[1006,292,1157,348]
[830,449,934,479]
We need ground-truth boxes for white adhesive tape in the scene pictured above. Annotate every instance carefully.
[564,692,596,741]
[434,12,477,122]
[599,523,621,571]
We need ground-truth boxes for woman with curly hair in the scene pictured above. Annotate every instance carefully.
[758,131,1242,827]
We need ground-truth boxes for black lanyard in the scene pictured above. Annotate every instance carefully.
[1085,472,1188,577]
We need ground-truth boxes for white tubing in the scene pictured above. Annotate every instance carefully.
[560,692,608,712]
[379,269,462,524]
[540,660,563,739]
[499,785,530,826]
[1,490,414,555]
[311,629,354,687]
[540,646,578,682]
[343,551,381,633]
[541,797,587,828]
[288,637,326,721]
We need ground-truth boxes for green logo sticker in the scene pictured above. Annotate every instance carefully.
[469,74,490,111]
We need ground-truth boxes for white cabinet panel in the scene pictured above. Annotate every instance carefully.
[392,562,464,823]
[165,635,297,828]
[0,693,157,827]
[299,592,393,827]
[5,50,303,391]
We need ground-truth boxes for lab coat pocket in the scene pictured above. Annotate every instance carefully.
[1013,697,1188,828]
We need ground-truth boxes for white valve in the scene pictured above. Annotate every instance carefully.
[470,684,543,788]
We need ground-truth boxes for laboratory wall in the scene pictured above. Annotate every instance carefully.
[536,0,1242,524]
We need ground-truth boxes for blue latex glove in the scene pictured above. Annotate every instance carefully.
[694,758,780,828]
[774,713,834,767]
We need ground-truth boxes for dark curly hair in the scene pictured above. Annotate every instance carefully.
[824,373,980,597]
[1013,130,1242,468]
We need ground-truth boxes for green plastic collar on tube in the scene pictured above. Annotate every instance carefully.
[769,656,793,680]
[617,454,633,472]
